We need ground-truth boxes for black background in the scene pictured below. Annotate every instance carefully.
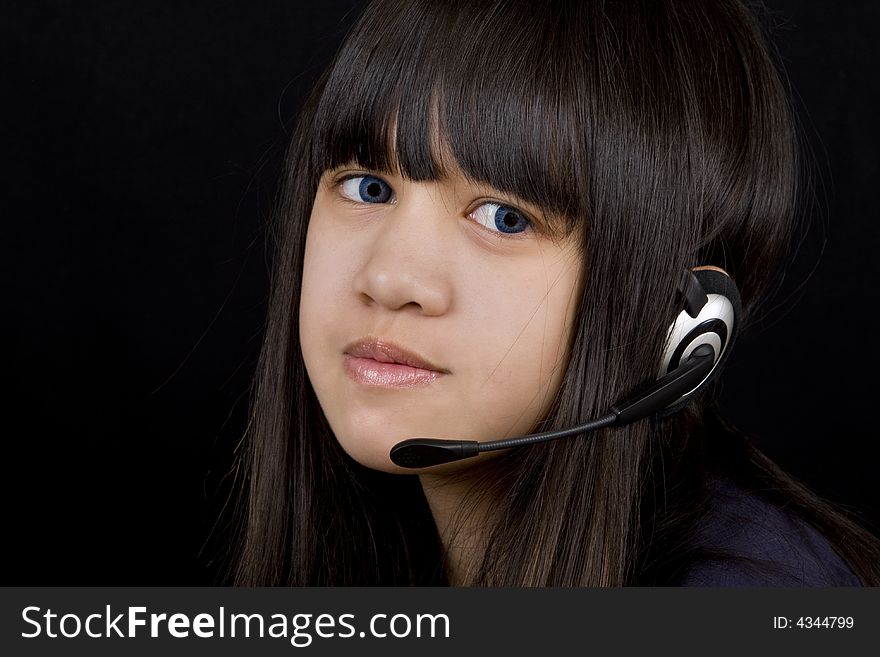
[3,1,878,584]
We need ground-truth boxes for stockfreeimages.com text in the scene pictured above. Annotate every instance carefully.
[21,605,451,647]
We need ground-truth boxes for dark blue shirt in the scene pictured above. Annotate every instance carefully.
[680,477,862,586]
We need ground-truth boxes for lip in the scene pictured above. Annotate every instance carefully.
[343,337,449,388]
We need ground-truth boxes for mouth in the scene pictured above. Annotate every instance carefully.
[342,337,449,388]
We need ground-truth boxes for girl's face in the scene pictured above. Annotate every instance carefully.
[299,157,585,474]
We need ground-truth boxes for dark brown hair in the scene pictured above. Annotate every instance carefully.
[229,0,880,585]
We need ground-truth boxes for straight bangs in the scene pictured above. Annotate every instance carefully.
[309,0,588,243]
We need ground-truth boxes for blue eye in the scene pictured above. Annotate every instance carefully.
[469,203,531,235]
[340,175,393,203]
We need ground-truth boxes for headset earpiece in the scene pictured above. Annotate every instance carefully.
[655,267,742,416]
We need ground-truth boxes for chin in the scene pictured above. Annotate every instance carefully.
[334,433,400,474]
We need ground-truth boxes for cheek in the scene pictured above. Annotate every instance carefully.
[459,260,581,435]
[299,215,356,382]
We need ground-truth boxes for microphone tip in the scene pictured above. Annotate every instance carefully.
[390,438,481,469]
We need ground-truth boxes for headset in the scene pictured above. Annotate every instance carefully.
[390,266,742,468]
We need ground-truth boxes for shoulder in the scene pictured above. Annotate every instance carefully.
[680,476,862,587]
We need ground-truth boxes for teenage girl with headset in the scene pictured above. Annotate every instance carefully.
[229,0,880,586]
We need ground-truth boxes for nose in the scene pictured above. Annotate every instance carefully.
[351,192,453,316]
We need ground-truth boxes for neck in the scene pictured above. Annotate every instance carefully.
[418,471,492,586]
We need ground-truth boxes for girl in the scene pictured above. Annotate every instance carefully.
[230,0,880,586]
